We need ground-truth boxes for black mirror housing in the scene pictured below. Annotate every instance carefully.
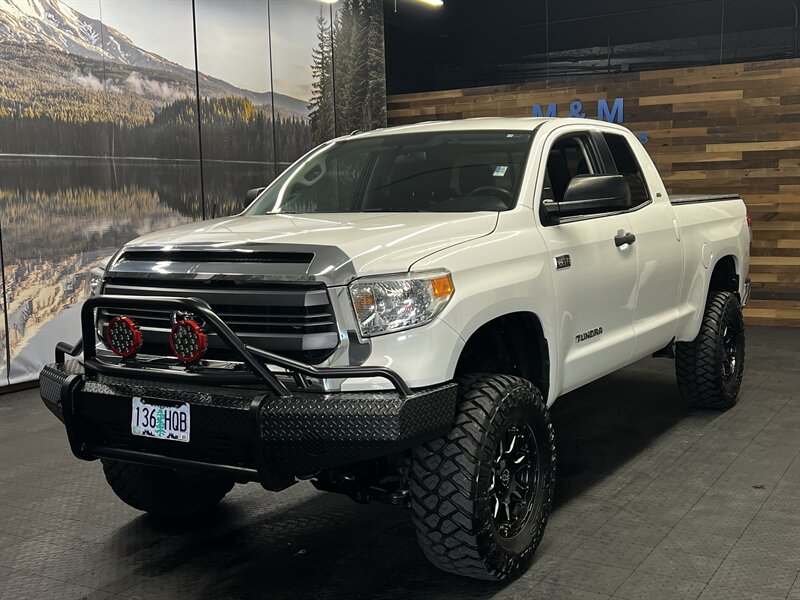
[245,187,266,204]
[546,175,632,221]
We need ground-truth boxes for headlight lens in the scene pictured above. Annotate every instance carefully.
[89,267,105,296]
[349,271,455,337]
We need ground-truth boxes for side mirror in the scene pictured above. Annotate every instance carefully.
[543,175,632,222]
[244,187,266,204]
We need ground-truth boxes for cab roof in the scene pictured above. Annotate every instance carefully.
[345,117,627,141]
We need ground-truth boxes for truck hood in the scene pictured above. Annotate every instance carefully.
[121,212,498,282]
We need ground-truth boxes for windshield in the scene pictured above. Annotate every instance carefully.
[246,130,533,214]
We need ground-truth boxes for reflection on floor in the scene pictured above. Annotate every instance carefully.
[0,326,798,600]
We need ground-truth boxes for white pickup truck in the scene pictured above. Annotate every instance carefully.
[40,117,751,580]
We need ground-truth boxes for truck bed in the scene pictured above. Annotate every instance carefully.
[670,193,742,205]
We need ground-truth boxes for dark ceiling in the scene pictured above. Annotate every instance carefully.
[383,0,800,94]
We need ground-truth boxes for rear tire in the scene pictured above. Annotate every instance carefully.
[410,374,556,580]
[675,291,745,410]
[102,459,234,517]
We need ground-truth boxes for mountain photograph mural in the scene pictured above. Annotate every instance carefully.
[0,0,312,159]
[0,0,387,384]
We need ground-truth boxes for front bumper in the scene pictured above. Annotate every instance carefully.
[40,360,457,486]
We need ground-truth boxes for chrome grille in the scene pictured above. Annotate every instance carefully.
[99,278,339,363]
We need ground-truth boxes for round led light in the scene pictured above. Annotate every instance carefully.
[169,319,208,363]
[105,316,143,358]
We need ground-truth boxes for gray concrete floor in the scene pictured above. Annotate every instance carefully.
[0,326,798,600]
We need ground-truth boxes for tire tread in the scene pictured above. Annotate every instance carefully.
[410,374,555,580]
[675,291,744,410]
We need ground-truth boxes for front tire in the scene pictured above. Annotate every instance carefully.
[102,459,234,517]
[675,291,745,410]
[410,374,556,580]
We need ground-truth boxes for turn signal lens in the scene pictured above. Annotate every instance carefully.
[431,274,454,298]
[105,316,143,358]
[352,289,376,313]
[169,319,208,364]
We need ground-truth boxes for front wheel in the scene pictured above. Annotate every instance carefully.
[410,374,556,580]
[676,291,745,410]
[102,459,234,517]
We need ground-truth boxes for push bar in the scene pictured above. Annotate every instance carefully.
[54,295,412,397]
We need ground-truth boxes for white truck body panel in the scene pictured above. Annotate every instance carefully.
[129,211,498,278]
[671,200,749,341]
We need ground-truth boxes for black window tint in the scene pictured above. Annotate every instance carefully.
[545,136,593,202]
[564,145,589,177]
[602,133,649,206]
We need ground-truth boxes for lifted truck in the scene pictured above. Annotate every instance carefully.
[40,117,751,580]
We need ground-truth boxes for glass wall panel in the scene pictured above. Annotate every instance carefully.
[547,0,725,78]
[0,0,114,382]
[269,0,329,171]
[332,0,388,136]
[195,0,276,217]
[722,0,796,64]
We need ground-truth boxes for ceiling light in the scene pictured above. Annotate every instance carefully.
[418,0,444,5]
[319,0,340,3]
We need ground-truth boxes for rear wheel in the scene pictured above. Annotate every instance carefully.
[410,374,556,580]
[102,459,234,517]
[676,291,745,410]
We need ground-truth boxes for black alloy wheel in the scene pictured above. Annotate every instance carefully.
[721,322,742,383]
[490,422,539,539]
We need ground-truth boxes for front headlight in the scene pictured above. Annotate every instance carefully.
[89,266,105,296]
[349,270,455,337]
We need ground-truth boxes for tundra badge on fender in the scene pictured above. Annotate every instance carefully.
[576,327,603,343]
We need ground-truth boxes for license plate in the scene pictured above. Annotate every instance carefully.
[131,397,190,442]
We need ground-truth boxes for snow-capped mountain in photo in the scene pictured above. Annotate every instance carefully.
[0,0,309,117]
[0,0,183,70]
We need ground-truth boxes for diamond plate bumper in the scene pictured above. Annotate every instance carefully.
[40,360,457,487]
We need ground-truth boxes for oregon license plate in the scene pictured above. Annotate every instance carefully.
[131,397,190,442]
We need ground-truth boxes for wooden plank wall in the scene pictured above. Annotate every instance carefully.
[387,58,800,326]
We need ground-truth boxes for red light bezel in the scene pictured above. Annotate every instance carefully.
[105,316,143,358]
[169,319,208,364]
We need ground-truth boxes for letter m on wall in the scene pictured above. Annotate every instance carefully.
[598,98,624,123]
[532,103,557,117]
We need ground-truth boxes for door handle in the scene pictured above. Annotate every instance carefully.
[614,231,636,247]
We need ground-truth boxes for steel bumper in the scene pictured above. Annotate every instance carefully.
[40,360,457,488]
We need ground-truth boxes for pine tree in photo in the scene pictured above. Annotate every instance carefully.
[363,0,387,131]
[309,9,335,145]
[330,0,387,136]
[352,0,370,131]
[333,0,356,135]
